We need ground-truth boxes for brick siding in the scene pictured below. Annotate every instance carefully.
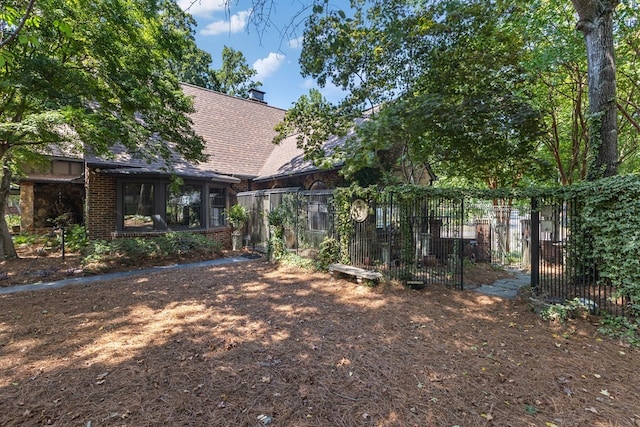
[86,168,117,239]
[86,167,233,248]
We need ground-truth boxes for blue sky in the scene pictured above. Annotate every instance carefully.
[177,0,346,110]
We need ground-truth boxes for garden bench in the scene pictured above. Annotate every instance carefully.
[328,263,383,284]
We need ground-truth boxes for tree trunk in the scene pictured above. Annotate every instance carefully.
[571,0,619,179]
[0,159,18,259]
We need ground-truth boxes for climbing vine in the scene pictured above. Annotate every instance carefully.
[334,175,640,319]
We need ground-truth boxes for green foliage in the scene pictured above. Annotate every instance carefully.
[173,44,260,96]
[267,205,286,229]
[215,46,261,97]
[82,233,222,266]
[539,298,591,323]
[277,251,316,270]
[598,315,640,347]
[0,0,209,258]
[12,233,38,246]
[273,89,351,168]
[226,204,249,229]
[267,205,287,261]
[64,224,89,252]
[267,233,285,262]
[577,175,640,315]
[294,0,546,188]
[317,237,340,270]
[4,214,20,228]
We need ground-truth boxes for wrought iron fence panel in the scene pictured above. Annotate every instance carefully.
[532,195,628,316]
[345,192,464,289]
[239,187,631,317]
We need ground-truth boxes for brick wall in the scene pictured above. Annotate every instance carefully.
[86,168,117,239]
[86,167,234,248]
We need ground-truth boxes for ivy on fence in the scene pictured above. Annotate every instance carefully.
[334,175,640,318]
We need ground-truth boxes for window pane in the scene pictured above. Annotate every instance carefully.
[308,201,328,231]
[123,183,154,230]
[209,188,226,227]
[167,185,202,229]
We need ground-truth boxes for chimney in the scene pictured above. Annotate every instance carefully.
[247,88,266,104]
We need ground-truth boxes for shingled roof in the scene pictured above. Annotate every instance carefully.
[180,83,286,178]
[84,83,345,182]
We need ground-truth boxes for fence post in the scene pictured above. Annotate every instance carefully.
[459,198,464,290]
[388,192,393,272]
[530,197,539,293]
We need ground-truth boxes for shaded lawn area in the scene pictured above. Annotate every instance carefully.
[0,260,638,426]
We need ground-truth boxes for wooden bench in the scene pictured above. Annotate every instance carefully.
[328,263,383,284]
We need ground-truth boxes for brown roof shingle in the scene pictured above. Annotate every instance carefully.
[180,83,286,178]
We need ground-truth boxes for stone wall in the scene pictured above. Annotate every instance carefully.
[19,182,34,233]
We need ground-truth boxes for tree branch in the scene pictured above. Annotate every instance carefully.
[0,0,37,49]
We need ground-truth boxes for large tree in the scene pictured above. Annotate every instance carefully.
[275,0,544,187]
[237,0,632,185]
[570,0,619,179]
[172,44,260,96]
[215,46,260,97]
[0,0,207,258]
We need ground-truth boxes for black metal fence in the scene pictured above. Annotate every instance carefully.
[530,196,629,316]
[238,187,630,316]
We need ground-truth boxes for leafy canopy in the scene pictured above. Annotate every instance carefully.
[0,0,210,258]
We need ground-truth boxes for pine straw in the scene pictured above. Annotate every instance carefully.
[0,260,638,427]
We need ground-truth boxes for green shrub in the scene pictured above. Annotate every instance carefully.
[317,237,340,270]
[225,204,249,229]
[279,252,315,270]
[267,206,286,229]
[267,232,285,261]
[598,315,640,347]
[539,298,591,323]
[13,233,38,246]
[5,214,20,228]
[81,233,222,266]
[64,224,89,252]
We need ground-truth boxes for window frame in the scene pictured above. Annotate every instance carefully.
[208,187,227,228]
[116,177,230,232]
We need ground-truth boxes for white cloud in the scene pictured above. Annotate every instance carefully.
[177,0,226,18]
[201,9,251,36]
[288,36,304,49]
[253,52,286,81]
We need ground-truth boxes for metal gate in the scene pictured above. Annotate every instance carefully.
[346,194,531,289]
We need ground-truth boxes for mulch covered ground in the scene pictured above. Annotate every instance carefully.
[0,255,639,426]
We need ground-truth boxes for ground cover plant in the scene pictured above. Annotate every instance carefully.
[0,232,223,287]
[0,259,638,426]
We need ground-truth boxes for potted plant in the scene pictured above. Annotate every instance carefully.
[226,204,249,250]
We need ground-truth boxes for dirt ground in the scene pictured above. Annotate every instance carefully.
[0,250,639,426]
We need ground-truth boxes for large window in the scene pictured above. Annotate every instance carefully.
[209,188,226,227]
[123,183,155,230]
[120,180,228,232]
[166,185,202,229]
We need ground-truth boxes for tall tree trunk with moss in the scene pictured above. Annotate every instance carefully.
[0,156,18,259]
[572,0,619,179]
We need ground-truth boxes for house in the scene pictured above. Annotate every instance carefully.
[17,83,346,247]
